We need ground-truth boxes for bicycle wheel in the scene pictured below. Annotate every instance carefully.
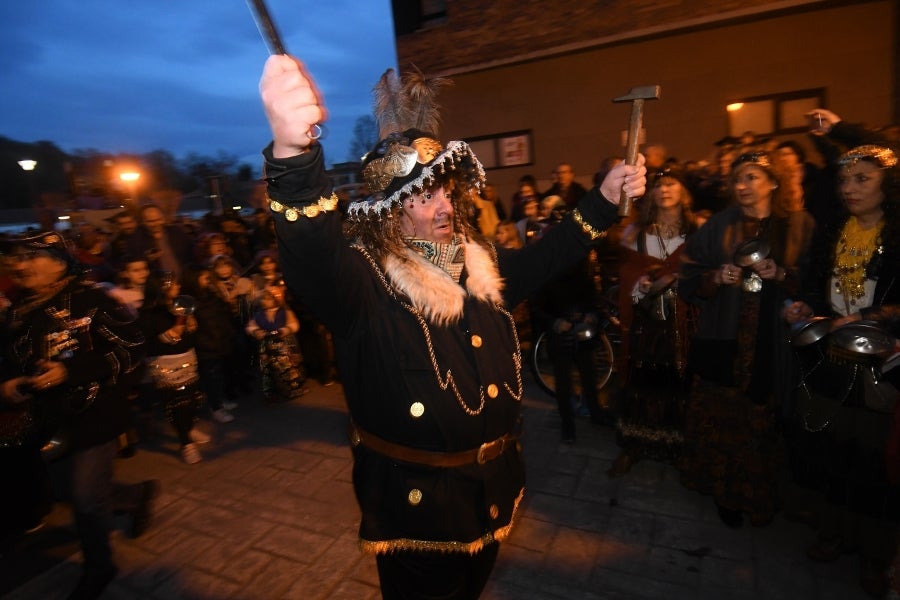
[530,330,615,396]
[593,331,615,392]
[531,330,556,395]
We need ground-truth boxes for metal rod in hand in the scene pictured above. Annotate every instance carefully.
[246,0,287,55]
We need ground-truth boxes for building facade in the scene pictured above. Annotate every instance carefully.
[391,0,898,206]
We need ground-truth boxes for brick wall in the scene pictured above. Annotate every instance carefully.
[392,0,897,206]
[396,0,833,75]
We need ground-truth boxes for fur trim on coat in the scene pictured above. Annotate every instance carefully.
[382,240,504,327]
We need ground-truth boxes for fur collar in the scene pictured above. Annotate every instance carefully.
[382,240,504,326]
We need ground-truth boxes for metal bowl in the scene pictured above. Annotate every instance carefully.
[733,238,771,267]
[828,322,897,359]
[790,316,833,347]
[171,295,196,317]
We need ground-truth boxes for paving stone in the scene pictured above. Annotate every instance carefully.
[505,514,560,553]
[251,525,334,564]
[149,566,243,599]
[547,526,604,584]
[3,377,890,600]
[699,553,756,590]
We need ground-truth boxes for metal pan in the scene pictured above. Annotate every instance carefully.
[733,238,771,267]
[790,316,833,347]
[828,322,897,359]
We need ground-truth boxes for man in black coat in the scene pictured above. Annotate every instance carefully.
[542,163,588,210]
[126,204,193,280]
[0,232,156,600]
[258,57,646,599]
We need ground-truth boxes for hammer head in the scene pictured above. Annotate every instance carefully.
[613,85,661,103]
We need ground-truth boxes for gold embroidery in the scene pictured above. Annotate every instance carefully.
[572,209,607,241]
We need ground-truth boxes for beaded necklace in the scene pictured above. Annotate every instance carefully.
[833,216,884,306]
[651,221,683,259]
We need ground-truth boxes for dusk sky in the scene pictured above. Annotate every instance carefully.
[0,1,398,171]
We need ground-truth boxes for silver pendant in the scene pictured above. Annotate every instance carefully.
[742,272,763,293]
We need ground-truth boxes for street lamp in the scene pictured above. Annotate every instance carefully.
[119,170,141,214]
[18,159,39,214]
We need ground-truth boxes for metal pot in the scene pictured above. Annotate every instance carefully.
[790,316,833,347]
[733,238,771,267]
[828,321,897,362]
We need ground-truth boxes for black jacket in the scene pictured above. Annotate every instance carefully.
[1,279,145,452]
[264,143,619,554]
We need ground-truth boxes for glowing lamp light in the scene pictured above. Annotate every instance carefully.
[18,160,37,171]
[120,172,141,182]
[726,103,744,112]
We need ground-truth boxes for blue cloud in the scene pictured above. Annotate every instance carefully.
[0,0,397,169]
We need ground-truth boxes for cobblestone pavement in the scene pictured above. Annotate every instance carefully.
[1,376,890,599]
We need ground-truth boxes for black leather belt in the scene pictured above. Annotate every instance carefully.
[348,421,519,467]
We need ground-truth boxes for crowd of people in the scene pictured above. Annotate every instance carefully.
[477,109,899,598]
[0,52,898,599]
[0,199,335,597]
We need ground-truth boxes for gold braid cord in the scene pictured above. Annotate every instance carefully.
[349,246,526,554]
[572,209,607,241]
[268,193,339,221]
[358,488,524,555]
[353,246,524,415]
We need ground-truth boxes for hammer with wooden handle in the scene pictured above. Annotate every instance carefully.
[612,85,661,216]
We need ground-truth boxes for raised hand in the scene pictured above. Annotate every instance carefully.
[599,154,647,206]
[260,55,328,158]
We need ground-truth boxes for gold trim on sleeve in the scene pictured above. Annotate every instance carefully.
[571,208,607,241]
[268,193,340,220]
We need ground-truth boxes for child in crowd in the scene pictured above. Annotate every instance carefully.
[138,272,208,464]
[494,220,524,249]
[248,250,283,302]
[209,254,256,403]
[106,254,152,451]
[107,254,151,316]
[245,285,308,403]
[180,265,239,423]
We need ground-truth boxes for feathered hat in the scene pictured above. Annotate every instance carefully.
[348,68,486,219]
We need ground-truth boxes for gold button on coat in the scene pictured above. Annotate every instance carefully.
[409,402,425,418]
[486,384,499,398]
[470,334,483,348]
[489,504,500,519]
[408,489,423,506]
